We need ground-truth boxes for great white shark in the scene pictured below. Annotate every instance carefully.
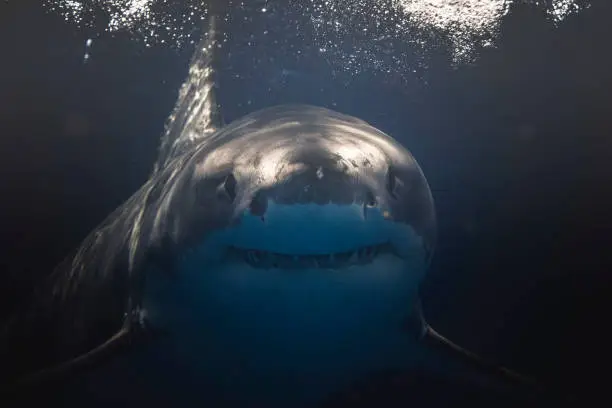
[1,17,538,408]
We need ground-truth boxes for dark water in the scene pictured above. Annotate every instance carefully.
[1,1,611,406]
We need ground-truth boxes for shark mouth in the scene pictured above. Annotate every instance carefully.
[228,242,395,269]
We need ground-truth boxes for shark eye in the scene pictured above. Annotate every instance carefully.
[365,191,377,207]
[223,173,237,201]
[196,173,238,205]
[386,166,400,199]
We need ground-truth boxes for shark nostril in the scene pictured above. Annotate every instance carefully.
[249,192,267,217]
[386,166,400,199]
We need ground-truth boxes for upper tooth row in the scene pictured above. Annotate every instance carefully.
[235,245,383,269]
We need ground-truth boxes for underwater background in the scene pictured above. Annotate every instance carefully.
[0,0,610,406]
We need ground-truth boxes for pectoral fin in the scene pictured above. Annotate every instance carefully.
[2,307,153,395]
[408,298,538,395]
[423,321,536,388]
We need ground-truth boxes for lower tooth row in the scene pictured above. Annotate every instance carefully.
[241,247,380,268]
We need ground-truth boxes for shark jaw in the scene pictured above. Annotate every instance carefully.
[142,201,429,408]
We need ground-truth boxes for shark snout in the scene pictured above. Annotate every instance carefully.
[246,164,385,212]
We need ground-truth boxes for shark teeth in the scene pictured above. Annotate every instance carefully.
[230,243,392,270]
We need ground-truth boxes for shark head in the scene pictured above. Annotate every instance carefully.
[139,105,437,405]
[167,104,435,263]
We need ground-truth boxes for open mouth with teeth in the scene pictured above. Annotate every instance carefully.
[229,242,394,269]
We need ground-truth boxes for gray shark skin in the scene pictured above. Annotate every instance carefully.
[0,18,537,408]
